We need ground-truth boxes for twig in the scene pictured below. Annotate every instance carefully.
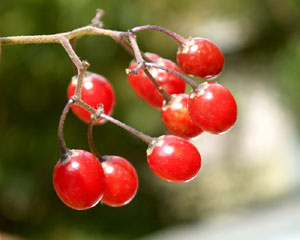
[88,117,102,160]
[99,113,153,145]
[145,62,199,89]
[130,25,185,44]
[58,99,74,156]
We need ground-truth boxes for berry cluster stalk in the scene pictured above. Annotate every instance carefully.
[99,113,153,145]
[88,118,102,160]
[57,99,74,157]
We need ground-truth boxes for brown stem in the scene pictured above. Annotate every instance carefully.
[88,118,102,160]
[115,38,135,56]
[99,113,153,145]
[127,32,172,102]
[128,33,144,63]
[72,99,98,115]
[130,25,185,44]
[74,61,90,99]
[144,69,172,103]
[70,38,79,74]
[60,38,82,70]
[0,26,126,45]
[90,9,104,28]
[145,62,199,90]
[58,99,74,156]
[115,38,153,63]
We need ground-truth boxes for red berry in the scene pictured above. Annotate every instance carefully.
[161,94,203,139]
[147,135,201,182]
[188,82,237,134]
[67,72,115,124]
[101,156,138,207]
[53,150,105,210]
[177,38,225,79]
[127,53,186,109]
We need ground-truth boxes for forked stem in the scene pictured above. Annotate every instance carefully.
[90,9,104,28]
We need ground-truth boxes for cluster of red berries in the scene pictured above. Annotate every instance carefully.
[53,151,138,209]
[53,37,237,210]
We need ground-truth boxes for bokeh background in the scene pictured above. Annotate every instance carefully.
[0,0,299,239]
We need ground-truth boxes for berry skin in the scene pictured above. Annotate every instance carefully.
[161,93,203,139]
[53,149,105,210]
[101,156,138,207]
[67,72,115,124]
[177,38,225,79]
[147,135,201,182]
[188,82,237,134]
[127,53,186,109]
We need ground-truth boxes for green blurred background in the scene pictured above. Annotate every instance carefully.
[0,0,299,239]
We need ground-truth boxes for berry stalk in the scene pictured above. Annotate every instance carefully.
[127,32,173,103]
[88,118,102,160]
[99,113,153,145]
[130,25,185,44]
[143,69,173,103]
[58,99,74,157]
[128,33,144,64]
[145,62,198,90]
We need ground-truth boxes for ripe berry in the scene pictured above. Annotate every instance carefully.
[147,135,201,182]
[67,72,115,124]
[53,149,105,210]
[177,37,225,79]
[189,82,237,134]
[161,94,203,139]
[127,53,185,109]
[101,156,138,207]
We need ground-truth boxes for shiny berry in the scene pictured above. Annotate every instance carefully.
[67,72,115,124]
[53,149,105,210]
[177,38,225,79]
[189,82,237,134]
[101,156,138,207]
[161,94,203,139]
[127,53,186,109]
[147,135,201,182]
